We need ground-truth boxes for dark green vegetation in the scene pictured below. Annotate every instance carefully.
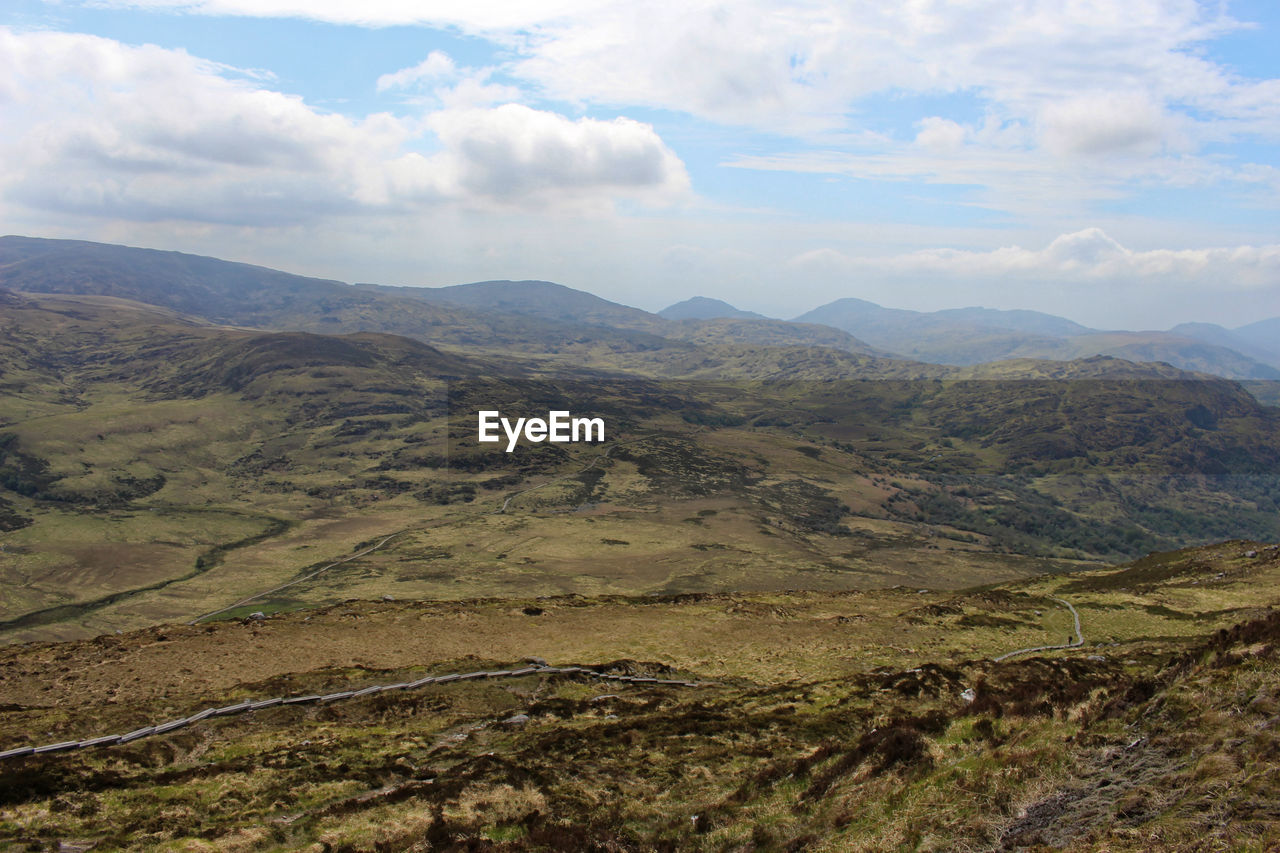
[2,541,1280,850]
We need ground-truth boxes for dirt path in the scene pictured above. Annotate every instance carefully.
[187,530,404,624]
[992,597,1083,662]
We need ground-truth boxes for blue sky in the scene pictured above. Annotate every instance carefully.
[1,0,1278,328]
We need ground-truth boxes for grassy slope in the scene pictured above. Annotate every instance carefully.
[0,541,1278,850]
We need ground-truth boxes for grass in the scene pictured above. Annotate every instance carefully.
[2,542,1280,849]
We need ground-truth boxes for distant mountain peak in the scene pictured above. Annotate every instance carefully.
[659,296,767,321]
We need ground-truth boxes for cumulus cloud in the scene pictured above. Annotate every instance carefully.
[376,50,456,92]
[378,53,523,109]
[72,0,1280,210]
[77,1,1266,135]
[426,105,688,201]
[67,0,614,30]
[0,27,689,225]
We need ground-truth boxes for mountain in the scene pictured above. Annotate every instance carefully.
[792,298,1084,364]
[797,297,1280,380]
[795,298,1093,339]
[0,237,895,373]
[365,279,672,336]
[0,236,681,358]
[1231,317,1280,363]
[1084,332,1280,380]
[0,234,367,324]
[659,296,767,321]
[934,305,1094,337]
[1170,322,1280,369]
[6,236,1278,384]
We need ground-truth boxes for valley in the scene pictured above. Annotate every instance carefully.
[4,285,1278,642]
[2,238,1280,850]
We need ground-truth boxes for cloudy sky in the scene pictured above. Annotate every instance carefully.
[2,0,1278,328]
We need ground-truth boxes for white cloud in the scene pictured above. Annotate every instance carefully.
[0,27,689,224]
[376,50,455,92]
[74,0,1280,208]
[69,0,614,30]
[424,104,689,204]
[1038,92,1174,157]
[77,2,1266,133]
[378,54,523,109]
[914,117,967,153]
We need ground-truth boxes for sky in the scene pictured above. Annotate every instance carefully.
[1,0,1278,329]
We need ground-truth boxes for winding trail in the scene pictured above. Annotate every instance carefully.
[0,663,710,762]
[993,596,1084,662]
[0,515,293,634]
[187,531,404,625]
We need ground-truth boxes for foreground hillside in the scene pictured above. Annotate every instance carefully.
[2,541,1278,850]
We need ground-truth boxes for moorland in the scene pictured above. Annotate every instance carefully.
[1,236,1279,850]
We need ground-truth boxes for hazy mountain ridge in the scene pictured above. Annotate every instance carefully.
[797,295,1280,379]
[0,237,686,359]
[7,236,1279,384]
[1172,320,1280,367]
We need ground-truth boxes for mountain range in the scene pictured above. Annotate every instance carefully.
[4,235,1279,382]
[787,298,1280,379]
